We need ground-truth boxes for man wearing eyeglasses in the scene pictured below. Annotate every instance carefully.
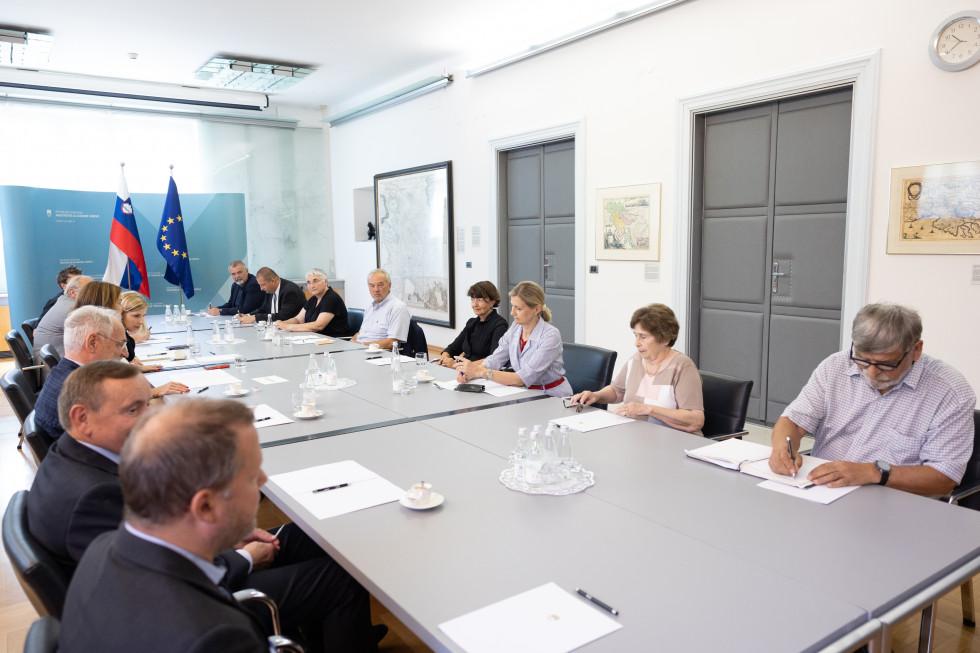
[769,302,975,496]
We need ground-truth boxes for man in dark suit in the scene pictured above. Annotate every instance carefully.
[207,260,263,316]
[237,266,305,323]
[34,365,379,652]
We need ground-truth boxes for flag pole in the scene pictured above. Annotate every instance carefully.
[170,164,184,313]
[121,161,132,292]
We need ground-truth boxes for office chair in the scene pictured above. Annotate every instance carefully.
[22,616,59,653]
[919,409,980,648]
[39,344,61,371]
[235,589,306,652]
[562,343,617,409]
[5,330,45,395]
[24,411,57,463]
[22,318,40,348]
[700,371,753,440]
[402,319,429,359]
[346,308,364,336]
[1,368,38,451]
[2,490,72,619]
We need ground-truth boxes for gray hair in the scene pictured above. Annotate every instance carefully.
[851,302,922,353]
[64,275,90,296]
[367,268,391,284]
[63,306,121,354]
[229,260,245,269]
[306,268,328,282]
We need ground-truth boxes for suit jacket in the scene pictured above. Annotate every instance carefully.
[38,291,61,321]
[217,273,264,316]
[26,434,249,583]
[250,278,305,322]
[59,529,268,653]
[34,357,80,442]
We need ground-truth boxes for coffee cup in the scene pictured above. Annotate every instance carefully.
[229,383,243,394]
[173,350,188,360]
[368,343,380,352]
[301,401,316,417]
[418,370,433,381]
[407,482,432,504]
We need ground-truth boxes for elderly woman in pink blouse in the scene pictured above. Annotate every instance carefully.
[569,303,704,434]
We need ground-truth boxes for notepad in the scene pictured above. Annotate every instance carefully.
[684,439,829,489]
[268,461,403,520]
[550,410,633,433]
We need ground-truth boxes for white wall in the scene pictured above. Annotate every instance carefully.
[328,0,980,401]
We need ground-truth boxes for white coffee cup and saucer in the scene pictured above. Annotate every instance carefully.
[399,482,444,510]
[366,343,381,353]
[293,404,324,420]
[223,383,249,397]
[416,370,435,383]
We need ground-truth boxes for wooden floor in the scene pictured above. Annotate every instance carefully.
[0,357,977,652]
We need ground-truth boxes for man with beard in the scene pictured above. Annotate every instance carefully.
[768,303,975,495]
[207,260,263,316]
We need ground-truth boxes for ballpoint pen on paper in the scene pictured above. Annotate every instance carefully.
[786,436,796,479]
[196,386,209,394]
[254,417,271,423]
[312,483,350,494]
[575,588,619,616]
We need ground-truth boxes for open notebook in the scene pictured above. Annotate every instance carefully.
[684,439,829,489]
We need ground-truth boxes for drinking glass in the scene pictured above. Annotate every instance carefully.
[415,353,427,371]
[401,370,418,395]
[235,354,246,372]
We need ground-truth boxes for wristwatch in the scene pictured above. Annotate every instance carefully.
[875,460,891,486]
[485,369,493,381]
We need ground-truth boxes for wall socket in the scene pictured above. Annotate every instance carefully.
[589,265,598,273]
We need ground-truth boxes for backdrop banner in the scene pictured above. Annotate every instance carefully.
[0,185,247,330]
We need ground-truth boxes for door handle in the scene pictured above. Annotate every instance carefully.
[771,261,785,294]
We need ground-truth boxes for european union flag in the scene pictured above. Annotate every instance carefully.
[156,175,195,298]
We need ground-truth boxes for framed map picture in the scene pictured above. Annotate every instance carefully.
[375,161,455,328]
[888,161,980,254]
[595,183,661,261]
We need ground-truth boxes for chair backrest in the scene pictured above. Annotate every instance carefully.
[39,344,61,371]
[347,308,364,334]
[25,411,57,463]
[2,491,72,619]
[6,329,35,371]
[22,318,40,348]
[951,410,980,510]
[402,319,429,359]
[562,343,618,401]
[23,616,60,653]
[700,371,753,439]
[1,368,37,426]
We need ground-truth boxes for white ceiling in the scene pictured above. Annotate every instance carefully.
[2,0,655,109]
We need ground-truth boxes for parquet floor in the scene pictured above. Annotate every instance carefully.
[0,358,976,652]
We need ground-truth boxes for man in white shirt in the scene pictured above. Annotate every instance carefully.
[352,268,411,351]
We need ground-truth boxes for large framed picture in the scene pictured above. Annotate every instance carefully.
[888,160,980,254]
[595,183,661,261]
[375,161,455,328]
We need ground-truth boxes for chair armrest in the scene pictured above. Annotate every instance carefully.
[948,480,980,505]
[22,364,46,371]
[234,588,282,636]
[708,430,748,442]
[268,635,306,653]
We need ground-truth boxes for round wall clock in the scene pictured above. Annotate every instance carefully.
[930,11,980,71]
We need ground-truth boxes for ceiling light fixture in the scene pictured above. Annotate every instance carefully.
[323,75,452,127]
[195,55,316,93]
[466,0,691,77]
[0,25,53,67]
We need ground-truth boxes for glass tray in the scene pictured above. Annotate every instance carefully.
[499,467,595,495]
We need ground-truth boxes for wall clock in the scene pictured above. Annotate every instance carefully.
[930,11,980,71]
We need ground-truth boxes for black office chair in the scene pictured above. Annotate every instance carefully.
[1,368,38,451]
[25,411,57,463]
[234,589,306,652]
[700,371,753,441]
[562,343,617,408]
[346,308,364,336]
[2,491,72,619]
[401,319,429,359]
[23,616,59,653]
[22,318,40,348]
[40,344,61,371]
[5,329,45,395]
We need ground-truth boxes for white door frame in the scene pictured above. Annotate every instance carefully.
[672,51,880,352]
[487,118,587,342]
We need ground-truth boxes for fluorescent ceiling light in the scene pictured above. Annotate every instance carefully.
[466,0,690,77]
[323,75,452,127]
[195,56,316,93]
[0,25,53,67]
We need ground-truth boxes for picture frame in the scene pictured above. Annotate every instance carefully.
[375,161,455,328]
[595,183,661,261]
[887,160,980,254]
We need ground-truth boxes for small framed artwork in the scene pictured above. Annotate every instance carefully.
[888,160,980,254]
[595,183,661,261]
[375,161,455,328]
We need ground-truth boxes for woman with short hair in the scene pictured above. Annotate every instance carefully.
[277,268,351,337]
[569,303,704,434]
[437,281,508,367]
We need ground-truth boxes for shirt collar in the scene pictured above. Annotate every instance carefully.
[123,522,227,586]
[846,353,922,393]
[76,439,120,464]
[371,294,391,308]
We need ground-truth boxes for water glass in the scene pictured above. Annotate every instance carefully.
[256,323,266,336]
[415,353,427,372]
[235,354,246,372]
[401,371,419,395]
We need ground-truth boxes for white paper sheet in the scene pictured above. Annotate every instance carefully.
[165,369,240,388]
[550,410,634,432]
[757,480,861,504]
[159,358,207,369]
[433,379,525,397]
[253,375,289,385]
[287,335,322,344]
[364,355,416,366]
[136,336,172,345]
[196,354,238,364]
[251,403,294,428]
[439,582,622,653]
[268,461,404,520]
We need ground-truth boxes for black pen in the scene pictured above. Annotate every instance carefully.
[365,355,381,360]
[197,386,209,394]
[312,483,349,494]
[576,588,619,616]
[254,416,271,423]
[786,436,796,479]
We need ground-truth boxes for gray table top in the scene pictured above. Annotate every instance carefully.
[424,398,980,619]
[259,421,868,653]
[144,313,217,333]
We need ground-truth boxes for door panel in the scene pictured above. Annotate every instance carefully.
[543,144,575,218]
[507,224,542,286]
[774,96,853,206]
[506,154,541,220]
[701,215,769,304]
[766,314,842,417]
[771,212,847,310]
[699,307,765,418]
[544,223,575,291]
[703,112,772,210]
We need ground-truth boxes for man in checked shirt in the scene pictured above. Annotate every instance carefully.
[768,302,975,495]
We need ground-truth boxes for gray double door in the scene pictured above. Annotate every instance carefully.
[691,88,852,423]
[499,140,576,340]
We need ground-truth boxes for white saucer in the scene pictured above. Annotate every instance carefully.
[365,348,382,354]
[293,410,324,420]
[222,388,249,397]
[399,492,445,510]
[417,374,436,383]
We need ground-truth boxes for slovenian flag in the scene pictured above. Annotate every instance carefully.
[103,169,150,297]
[157,174,195,298]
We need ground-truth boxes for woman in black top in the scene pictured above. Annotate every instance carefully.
[277,268,351,338]
[437,281,509,367]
